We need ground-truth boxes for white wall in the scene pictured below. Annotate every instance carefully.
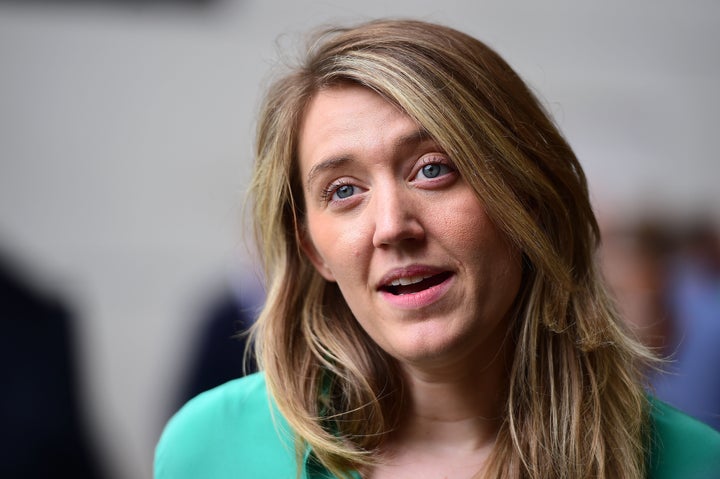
[1,1,718,477]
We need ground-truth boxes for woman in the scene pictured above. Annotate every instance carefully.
[155,19,720,479]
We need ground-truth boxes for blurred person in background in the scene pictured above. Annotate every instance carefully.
[173,277,262,412]
[155,19,720,479]
[0,253,107,479]
[602,217,720,431]
[600,219,677,357]
[656,219,720,431]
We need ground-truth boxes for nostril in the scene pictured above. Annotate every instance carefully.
[372,212,425,247]
[370,188,425,247]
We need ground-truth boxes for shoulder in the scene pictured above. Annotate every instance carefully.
[154,372,298,479]
[647,397,720,479]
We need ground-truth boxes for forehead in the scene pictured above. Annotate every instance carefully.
[297,85,423,173]
[300,84,412,141]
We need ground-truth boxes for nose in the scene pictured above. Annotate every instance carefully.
[371,183,425,248]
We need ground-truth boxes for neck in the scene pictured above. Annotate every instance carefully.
[367,329,514,479]
[391,339,512,454]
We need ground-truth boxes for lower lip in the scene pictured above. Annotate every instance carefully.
[379,273,455,310]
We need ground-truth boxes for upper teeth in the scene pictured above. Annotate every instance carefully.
[389,275,428,286]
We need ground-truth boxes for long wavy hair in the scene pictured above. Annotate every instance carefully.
[249,19,653,479]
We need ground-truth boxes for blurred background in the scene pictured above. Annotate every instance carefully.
[0,0,718,477]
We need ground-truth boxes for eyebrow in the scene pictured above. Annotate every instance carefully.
[305,156,355,192]
[304,127,435,191]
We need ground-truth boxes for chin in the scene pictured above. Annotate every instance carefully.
[386,318,509,371]
[388,329,468,365]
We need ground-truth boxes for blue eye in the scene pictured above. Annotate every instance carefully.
[334,184,355,199]
[416,162,452,180]
[422,164,442,178]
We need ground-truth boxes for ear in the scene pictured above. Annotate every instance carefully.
[300,232,336,282]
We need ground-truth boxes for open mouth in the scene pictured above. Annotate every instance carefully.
[380,271,453,296]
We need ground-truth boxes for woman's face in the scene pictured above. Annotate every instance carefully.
[298,84,522,370]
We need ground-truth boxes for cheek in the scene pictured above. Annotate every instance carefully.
[437,197,498,248]
[308,218,369,275]
[446,197,522,285]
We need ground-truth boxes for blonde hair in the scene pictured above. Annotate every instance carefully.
[250,19,653,479]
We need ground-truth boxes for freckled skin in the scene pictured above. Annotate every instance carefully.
[298,85,522,373]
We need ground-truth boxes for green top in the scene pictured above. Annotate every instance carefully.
[155,372,720,478]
